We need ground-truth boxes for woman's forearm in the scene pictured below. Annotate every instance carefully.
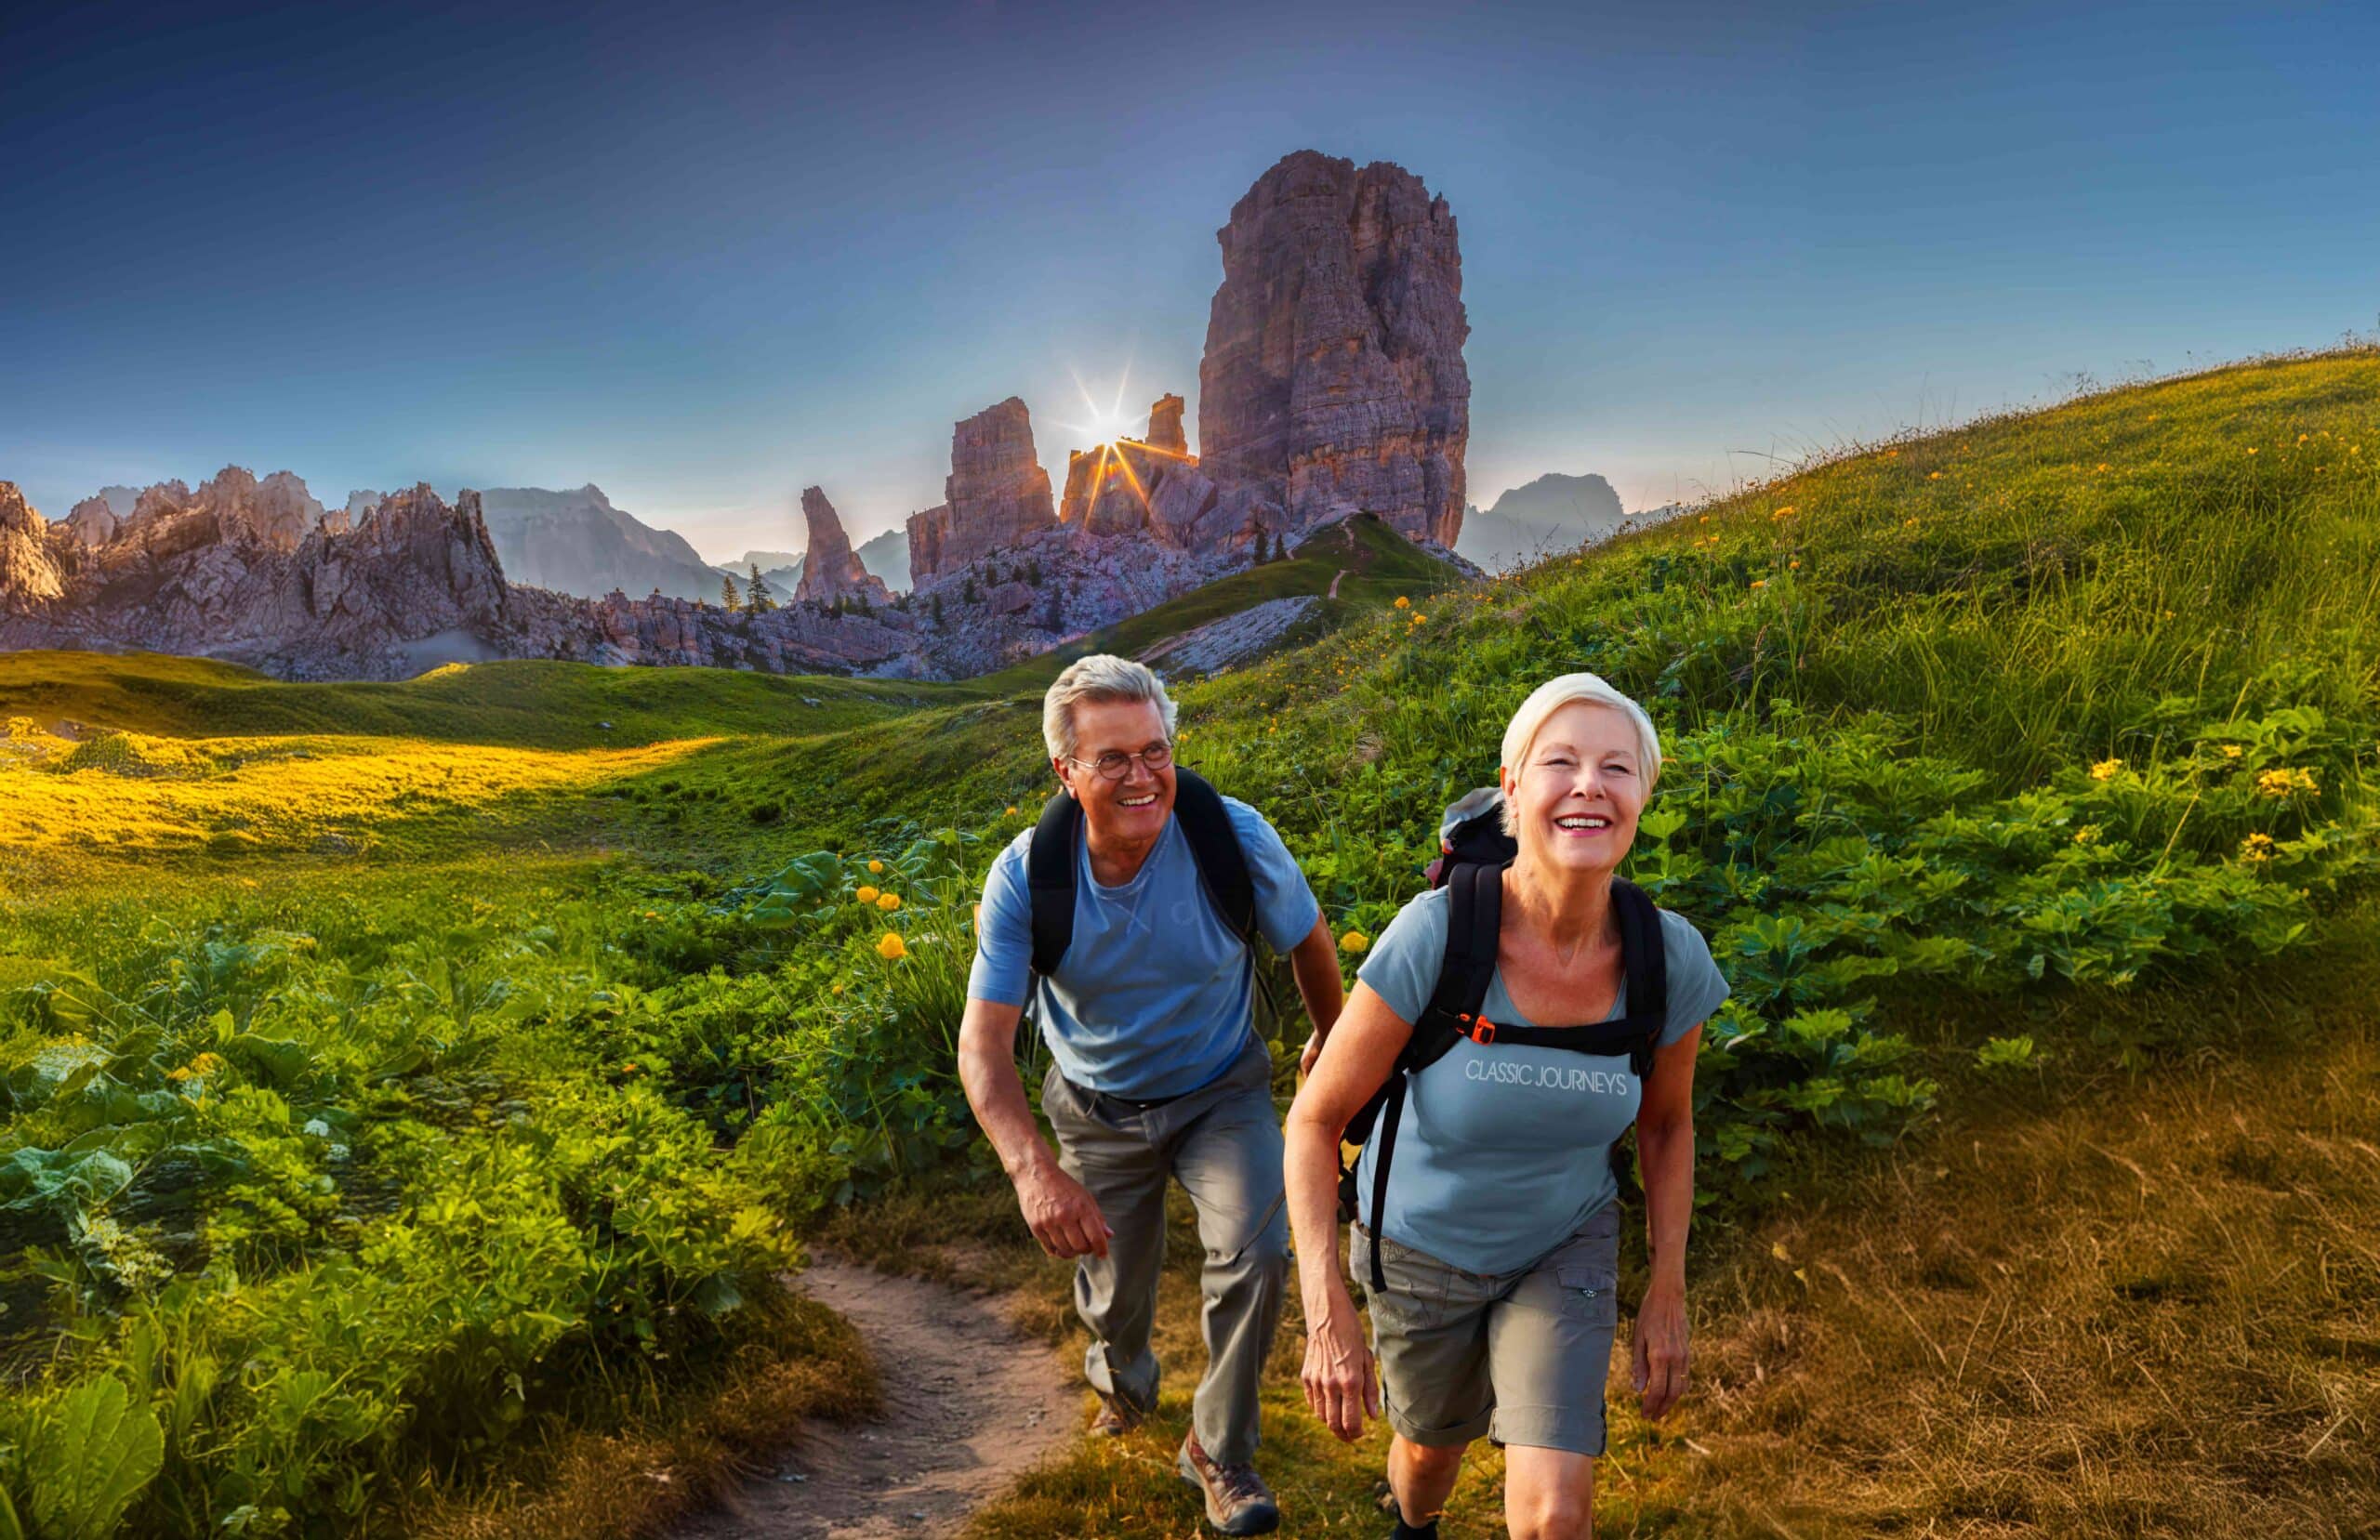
[1635,1113,1695,1286]
[1284,1113,1357,1323]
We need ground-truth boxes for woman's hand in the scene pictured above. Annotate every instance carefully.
[1301,1289,1380,1441]
[1631,1272,1690,1419]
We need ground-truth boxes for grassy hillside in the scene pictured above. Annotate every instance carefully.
[1,351,2374,1537]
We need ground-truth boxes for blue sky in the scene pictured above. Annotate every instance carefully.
[4,0,2373,559]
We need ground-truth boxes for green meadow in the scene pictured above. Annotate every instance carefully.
[1,351,2374,1536]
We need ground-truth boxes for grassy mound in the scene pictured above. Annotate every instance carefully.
[0,350,2373,1535]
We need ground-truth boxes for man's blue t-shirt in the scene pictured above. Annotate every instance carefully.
[1353,884,1732,1276]
[967,796,1321,1100]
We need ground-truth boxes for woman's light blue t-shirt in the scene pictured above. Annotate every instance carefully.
[967,796,1320,1100]
[1353,883,1732,1276]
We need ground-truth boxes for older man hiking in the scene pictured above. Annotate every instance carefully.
[958,654,1344,1536]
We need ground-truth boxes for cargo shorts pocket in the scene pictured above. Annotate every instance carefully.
[1355,1230,1448,1332]
[1554,1262,1619,1327]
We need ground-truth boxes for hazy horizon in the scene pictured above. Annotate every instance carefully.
[7,1,2374,558]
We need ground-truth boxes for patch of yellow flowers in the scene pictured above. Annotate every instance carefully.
[167,1051,229,1084]
[2240,832,2276,863]
[2256,767,2318,797]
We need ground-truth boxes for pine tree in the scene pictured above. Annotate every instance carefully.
[962,576,980,605]
[721,573,742,612]
[1026,558,1043,586]
[932,592,945,625]
[747,563,776,613]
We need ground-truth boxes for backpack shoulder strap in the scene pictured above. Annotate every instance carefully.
[1416,860,1502,1054]
[1608,879,1669,1076]
[1170,768,1257,948]
[1026,792,1081,977]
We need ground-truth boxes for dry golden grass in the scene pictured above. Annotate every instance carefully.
[1659,1028,2377,1537]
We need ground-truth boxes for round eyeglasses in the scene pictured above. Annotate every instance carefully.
[1067,743,1174,780]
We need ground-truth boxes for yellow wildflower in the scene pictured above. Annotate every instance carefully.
[831,982,845,995]
[867,859,884,875]
[2246,447,2258,455]
[1789,559,1802,569]
[1006,805,1019,816]
[2072,824,2100,845]
[2240,832,2275,862]
[855,885,879,904]
[1750,578,1767,589]
[2090,758,2122,782]
[2219,744,2242,759]
[1394,596,1410,609]
[2255,768,2295,797]
[877,892,902,911]
[1928,471,1942,480]
[877,932,907,961]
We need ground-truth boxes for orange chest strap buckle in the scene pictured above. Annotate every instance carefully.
[1457,1013,1499,1045]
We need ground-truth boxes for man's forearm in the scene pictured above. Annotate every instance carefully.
[958,1014,1056,1181]
[1289,922,1346,1037]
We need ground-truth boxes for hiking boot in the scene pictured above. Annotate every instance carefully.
[1090,1389,1144,1437]
[1176,1431,1280,1535]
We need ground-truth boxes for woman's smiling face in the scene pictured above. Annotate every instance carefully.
[1504,701,1646,876]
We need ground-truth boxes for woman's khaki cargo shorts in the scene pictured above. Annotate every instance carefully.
[1349,1204,1621,1456]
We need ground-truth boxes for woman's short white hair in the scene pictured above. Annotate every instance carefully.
[1498,673,1662,835]
[1042,653,1179,762]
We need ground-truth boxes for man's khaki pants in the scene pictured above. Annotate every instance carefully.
[1039,1033,1289,1466]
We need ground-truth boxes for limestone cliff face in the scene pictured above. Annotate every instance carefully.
[906,398,1056,584]
[1197,151,1470,547]
[791,487,892,608]
[0,484,65,610]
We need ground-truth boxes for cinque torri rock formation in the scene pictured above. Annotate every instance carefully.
[1198,151,1470,548]
[3,147,1472,683]
[906,398,1058,582]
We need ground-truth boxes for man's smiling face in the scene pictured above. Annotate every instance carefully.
[1056,696,1176,847]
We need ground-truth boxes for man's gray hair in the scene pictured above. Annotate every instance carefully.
[1042,653,1179,762]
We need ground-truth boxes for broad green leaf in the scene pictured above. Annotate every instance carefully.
[24,1375,165,1540]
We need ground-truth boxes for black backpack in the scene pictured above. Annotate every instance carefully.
[1339,789,1669,1292]
[1026,766,1257,977]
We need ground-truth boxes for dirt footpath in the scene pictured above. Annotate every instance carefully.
[674,1259,1076,1540]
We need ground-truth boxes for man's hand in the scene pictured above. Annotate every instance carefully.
[1299,1030,1324,1078]
[1015,1156,1113,1259]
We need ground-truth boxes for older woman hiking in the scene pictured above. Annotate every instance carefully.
[1282,673,1732,1540]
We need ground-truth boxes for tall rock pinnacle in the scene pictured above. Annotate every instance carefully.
[793,487,893,608]
[906,398,1057,584]
[1197,151,1471,547]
